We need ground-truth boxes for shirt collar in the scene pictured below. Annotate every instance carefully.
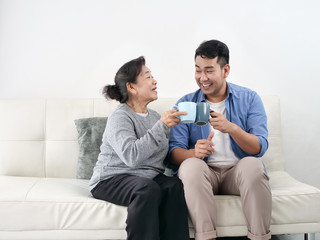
[226,82,233,100]
[198,91,206,102]
[198,81,233,102]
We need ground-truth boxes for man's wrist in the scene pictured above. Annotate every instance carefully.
[228,122,239,135]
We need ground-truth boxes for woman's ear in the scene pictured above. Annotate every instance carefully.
[126,82,136,95]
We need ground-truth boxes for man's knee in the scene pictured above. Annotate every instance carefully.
[179,158,207,177]
[178,158,212,189]
[238,156,265,174]
[237,157,269,188]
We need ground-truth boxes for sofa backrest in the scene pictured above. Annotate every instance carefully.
[0,96,285,178]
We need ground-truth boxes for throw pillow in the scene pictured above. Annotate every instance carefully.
[74,117,107,179]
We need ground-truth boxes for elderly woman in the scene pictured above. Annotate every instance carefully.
[89,56,189,240]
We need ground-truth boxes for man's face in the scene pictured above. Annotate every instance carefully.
[195,56,230,102]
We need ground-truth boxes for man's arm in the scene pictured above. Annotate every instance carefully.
[171,148,196,165]
[227,121,261,155]
[171,131,215,165]
[209,112,261,155]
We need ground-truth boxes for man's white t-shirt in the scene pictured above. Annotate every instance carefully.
[207,100,240,165]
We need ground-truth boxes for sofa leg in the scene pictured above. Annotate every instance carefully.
[304,233,316,240]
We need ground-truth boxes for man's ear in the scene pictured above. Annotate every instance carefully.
[223,64,230,78]
[126,82,136,95]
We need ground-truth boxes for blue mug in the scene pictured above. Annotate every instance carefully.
[174,102,211,126]
[173,102,197,123]
[195,102,210,126]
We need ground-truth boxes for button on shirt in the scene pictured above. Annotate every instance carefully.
[169,82,269,166]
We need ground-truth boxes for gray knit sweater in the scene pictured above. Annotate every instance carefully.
[89,103,170,191]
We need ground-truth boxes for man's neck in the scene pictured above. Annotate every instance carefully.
[206,84,228,103]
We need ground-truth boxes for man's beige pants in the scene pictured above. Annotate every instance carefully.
[178,157,272,240]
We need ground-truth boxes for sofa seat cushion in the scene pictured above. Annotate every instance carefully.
[212,171,320,236]
[0,176,127,231]
[0,172,320,236]
[267,171,320,234]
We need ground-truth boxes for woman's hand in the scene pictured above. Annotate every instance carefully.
[160,109,187,128]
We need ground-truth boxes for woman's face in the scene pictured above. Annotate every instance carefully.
[132,65,158,103]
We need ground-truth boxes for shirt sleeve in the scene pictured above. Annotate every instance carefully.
[105,111,170,168]
[246,92,269,157]
[169,122,190,154]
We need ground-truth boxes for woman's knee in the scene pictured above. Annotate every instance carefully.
[133,178,162,201]
[164,177,184,195]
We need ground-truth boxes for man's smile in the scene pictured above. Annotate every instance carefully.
[201,83,213,88]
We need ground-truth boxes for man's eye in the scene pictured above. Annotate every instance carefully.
[207,71,213,73]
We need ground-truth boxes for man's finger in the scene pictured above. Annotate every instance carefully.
[207,131,214,141]
[210,111,219,118]
[197,139,209,144]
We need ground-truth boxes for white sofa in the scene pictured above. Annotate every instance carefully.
[0,96,319,240]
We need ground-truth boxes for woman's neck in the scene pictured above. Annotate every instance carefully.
[126,100,148,113]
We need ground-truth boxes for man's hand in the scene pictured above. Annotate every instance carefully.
[209,111,261,155]
[194,131,215,159]
[209,112,237,133]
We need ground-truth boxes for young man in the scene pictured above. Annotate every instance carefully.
[169,40,272,240]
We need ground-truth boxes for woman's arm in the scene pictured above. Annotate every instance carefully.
[106,112,169,168]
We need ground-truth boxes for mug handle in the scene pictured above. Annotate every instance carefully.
[210,109,216,118]
[172,105,180,119]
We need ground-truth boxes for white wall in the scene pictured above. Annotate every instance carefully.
[1,0,319,188]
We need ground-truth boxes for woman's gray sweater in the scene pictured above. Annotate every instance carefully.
[89,103,170,191]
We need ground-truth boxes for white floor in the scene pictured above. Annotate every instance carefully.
[272,234,319,240]
[213,233,320,240]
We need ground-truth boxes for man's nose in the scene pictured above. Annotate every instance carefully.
[200,73,208,81]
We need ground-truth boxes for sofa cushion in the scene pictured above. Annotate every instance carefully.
[0,97,285,178]
[1,173,320,238]
[74,117,107,179]
[0,176,127,234]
